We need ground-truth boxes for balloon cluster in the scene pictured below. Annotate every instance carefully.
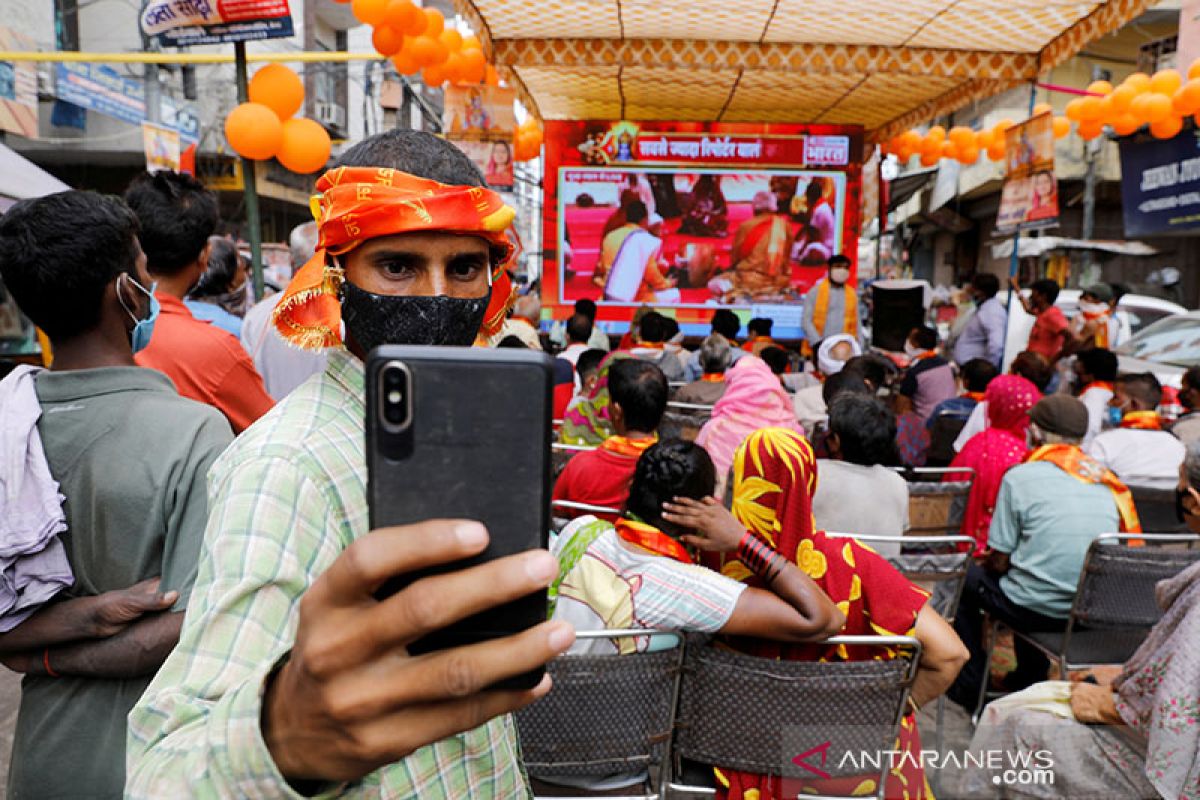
[514,117,543,162]
[224,65,333,174]
[883,60,1200,166]
[350,0,500,90]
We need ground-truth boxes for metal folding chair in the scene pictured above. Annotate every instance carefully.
[973,532,1200,723]
[889,466,974,537]
[825,533,972,771]
[518,629,685,800]
[662,401,714,442]
[1129,484,1190,534]
[667,635,921,800]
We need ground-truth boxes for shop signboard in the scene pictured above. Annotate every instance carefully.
[1119,126,1200,237]
[141,0,294,45]
[0,26,37,138]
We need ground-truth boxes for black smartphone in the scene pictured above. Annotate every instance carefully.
[365,345,553,691]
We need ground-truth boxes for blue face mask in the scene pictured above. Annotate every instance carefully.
[118,274,159,354]
[1106,405,1124,428]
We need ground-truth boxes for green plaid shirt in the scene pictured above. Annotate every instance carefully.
[127,348,530,799]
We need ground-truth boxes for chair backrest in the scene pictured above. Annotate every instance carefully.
[551,499,622,517]
[516,629,684,783]
[672,635,919,784]
[1129,484,1189,534]
[899,469,973,536]
[662,401,715,443]
[1070,534,1200,630]
[826,533,974,621]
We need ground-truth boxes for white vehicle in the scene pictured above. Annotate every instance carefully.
[1114,310,1200,389]
[999,289,1185,372]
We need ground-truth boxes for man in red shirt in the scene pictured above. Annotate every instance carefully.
[124,172,274,433]
[1012,277,1068,364]
[553,359,667,520]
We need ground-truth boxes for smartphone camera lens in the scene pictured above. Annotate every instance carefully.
[378,362,412,431]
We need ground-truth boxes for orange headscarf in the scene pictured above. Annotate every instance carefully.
[273,166,518,351]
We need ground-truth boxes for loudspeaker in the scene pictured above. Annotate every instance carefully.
[871,284,925,352]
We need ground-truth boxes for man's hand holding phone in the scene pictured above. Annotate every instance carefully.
[262,519,574,785]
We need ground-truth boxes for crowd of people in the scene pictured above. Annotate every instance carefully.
[0,127,1196,799]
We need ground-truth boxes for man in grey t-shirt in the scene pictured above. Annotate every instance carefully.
[0,191,232,799]
[813,393,909,556]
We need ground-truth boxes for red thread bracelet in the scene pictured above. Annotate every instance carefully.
[43,648,59,678]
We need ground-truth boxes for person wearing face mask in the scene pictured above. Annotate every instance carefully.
[800,253,860,351]
[952,273,1006,368]
[1086,372,1186,491]
[1068,283,1120,353]
[1171,367,1200,447]
[0,191,233,800]
[897,325,957,422]
[124,171,274,434]
[185,236,250,338]
[126,131,578,798]
[947,394,1140,709]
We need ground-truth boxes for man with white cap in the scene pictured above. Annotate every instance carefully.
[792,333,862,434]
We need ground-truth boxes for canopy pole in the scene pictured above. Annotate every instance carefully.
[234,42,265,299]
[1000,79,1040,369]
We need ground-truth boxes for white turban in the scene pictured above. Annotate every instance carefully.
[817,334,862,376]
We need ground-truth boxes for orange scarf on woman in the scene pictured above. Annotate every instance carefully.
[613,518,692,564]
[1026,444,1141,532]
[273,166,517,350]
[811,278,857,337]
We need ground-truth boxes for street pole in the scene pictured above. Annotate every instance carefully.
[999,80,1040,369]
[234,41,265,299]
[1080,67,1104,280]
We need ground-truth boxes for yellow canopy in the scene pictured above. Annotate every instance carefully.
[453,0,1154,141]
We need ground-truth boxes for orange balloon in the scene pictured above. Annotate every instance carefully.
[919,151,939,167]
[926,125,946,143]
[986,142,1006,161]
[1123,72,1152,92]
[1077,119,1104,140]
[409,35,441,67]
[1174,80,1200,116]
[1052,116,1071,139]
[401,0,426,34]
[485,64,500,86]
[383,0,411,28]
[1110,113,1140,136]
[276,118,332,174]
[460,48,486,84]
[958,145,980,165]
[992,118,1016,134]
[1077,96,1103,121]
[975,129,995,149]
[372,25,404,56]
[392,48,420,76]
[1107,84,1136,113]
[443,52,466,85]
[946,125,972,146]
[439,28,463,53]
[351,0,388,26]
[1064,98,1086,122]
[462,35,482,52]
[1129,92,1154,123]
[1150,69,1183,97]
[1151,115,1184,140]
[224,102,283,160]
[1032,102,1053,116]
[940,141,958,160]
[1087,80,1114,96]
[1144,93,1174,123]
[1190,60,1200,81]
[423,7,444,37]
[422,63,448,87]
[248,64,304,121]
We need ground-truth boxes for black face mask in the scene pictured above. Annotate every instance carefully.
[340,279,491,352]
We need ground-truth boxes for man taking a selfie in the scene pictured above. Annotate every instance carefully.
[127,131,576,797]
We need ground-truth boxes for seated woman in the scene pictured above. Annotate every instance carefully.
[663,427,969,800]
[550,439,843,656]
[946,375,1041,554]
[963,451,1200,800]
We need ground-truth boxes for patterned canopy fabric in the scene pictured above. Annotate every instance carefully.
[452,0,1155,140]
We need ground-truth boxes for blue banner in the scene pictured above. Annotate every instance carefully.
[1119,126,1200,237]
[55,62,145,127]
